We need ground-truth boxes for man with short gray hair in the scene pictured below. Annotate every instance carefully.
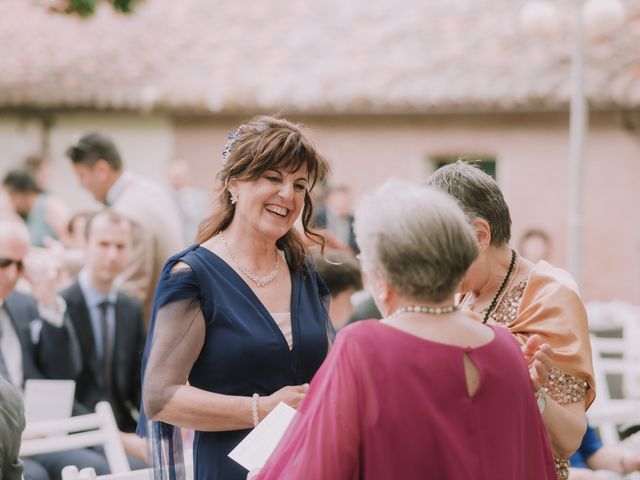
[0,217,82,480]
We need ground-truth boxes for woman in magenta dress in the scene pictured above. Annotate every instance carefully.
[255,181,556,480]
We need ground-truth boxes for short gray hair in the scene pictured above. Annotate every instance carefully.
[354,180,478,303]
[426,160,512,246]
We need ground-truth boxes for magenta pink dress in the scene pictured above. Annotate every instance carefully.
[256,320,556,480]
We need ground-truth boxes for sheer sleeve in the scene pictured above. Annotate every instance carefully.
[137,262,204,436]
[137,258,205,480]
[256,326,362,479]
[142,294,205,420]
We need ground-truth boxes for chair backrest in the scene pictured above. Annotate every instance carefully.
[20,401,130,473]
[62,466,153,480]
[588,334,640,445]
[624,314,640,398]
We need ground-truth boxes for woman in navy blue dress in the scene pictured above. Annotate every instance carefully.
[138,116,332,480]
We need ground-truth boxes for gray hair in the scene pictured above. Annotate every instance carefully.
[426,160,512,246]
[354,180,479,303]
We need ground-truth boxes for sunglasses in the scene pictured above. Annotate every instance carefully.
[0,258,24,272]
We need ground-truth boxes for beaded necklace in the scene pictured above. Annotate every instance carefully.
[482,249,517,324]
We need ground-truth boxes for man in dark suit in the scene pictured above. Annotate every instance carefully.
[60,210,147,466]
[0,217,88,480]
[0,375,25,480]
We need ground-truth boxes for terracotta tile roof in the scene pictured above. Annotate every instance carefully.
[1,0,639,113]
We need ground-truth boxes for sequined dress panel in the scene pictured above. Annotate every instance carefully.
[485,279,589,480]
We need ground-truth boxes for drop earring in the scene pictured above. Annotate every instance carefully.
[230,191,238,205]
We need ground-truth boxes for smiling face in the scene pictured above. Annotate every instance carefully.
[230,165,309,242]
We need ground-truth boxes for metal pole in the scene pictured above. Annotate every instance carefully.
[568,9,587,287]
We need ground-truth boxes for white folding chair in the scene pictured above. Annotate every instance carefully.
[588,334,640,445]
[61,463,194,480]
[61,466,152,480]
[20,401,130,474]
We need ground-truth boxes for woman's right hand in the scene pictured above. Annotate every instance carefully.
[259,384,309,420]
[522,334,554,392]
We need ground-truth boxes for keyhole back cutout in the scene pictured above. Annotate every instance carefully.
[463,352,480,397]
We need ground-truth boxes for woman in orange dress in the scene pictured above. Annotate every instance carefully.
[427,160,595,480]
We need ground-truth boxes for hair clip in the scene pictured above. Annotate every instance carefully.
[222,126,243,166]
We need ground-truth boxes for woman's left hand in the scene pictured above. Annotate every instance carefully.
[522,334,554,391]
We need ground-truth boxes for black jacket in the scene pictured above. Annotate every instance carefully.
[3,291,81,384]
[60,281,146,433]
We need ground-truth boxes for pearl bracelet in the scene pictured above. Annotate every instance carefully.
[252,393,260,427]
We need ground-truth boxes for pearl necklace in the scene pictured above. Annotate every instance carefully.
[220,232,280,287]
[388,304,459,318]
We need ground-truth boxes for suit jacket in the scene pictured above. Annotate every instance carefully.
[3,291,81,384]
[61,280,146,433]
[111,172,183,325]
[0,376,24,480]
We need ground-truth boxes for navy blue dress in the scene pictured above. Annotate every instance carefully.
[139,245,331,480]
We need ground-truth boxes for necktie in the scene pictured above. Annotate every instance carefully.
[98,300,113,398]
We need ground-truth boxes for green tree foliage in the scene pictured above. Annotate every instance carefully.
[49,0,138,17]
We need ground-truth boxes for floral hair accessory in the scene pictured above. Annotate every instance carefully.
[222,126,243,166]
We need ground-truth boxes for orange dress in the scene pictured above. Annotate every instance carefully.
[483,260,595,480]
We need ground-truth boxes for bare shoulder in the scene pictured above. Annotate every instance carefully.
[170,261,192,274]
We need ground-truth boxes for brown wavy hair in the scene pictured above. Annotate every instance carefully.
[195,115,330,271]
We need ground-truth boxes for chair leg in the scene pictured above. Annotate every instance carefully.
[61,465,79,480]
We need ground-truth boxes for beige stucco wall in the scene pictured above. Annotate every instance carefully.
[1,111,636,304]
[173,113,640,304]
[0,112,174,210]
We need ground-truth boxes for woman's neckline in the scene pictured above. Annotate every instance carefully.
[373,320,498,351]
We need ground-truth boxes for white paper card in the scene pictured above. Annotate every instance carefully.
[228,401,298,471]
[23,379,76,423]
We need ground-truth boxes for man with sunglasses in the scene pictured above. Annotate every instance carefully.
[0,217,82,480]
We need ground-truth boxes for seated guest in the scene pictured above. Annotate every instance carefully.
[2,168,70,248]
[65,211,93,250]
[60,210,147,467]
[0,375,25,480]
[569,424,640,479]
[0,217,84,480]
[312,250,362,329]
[254,181,556,479]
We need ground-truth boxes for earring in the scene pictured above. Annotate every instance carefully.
[230,191,238,205]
